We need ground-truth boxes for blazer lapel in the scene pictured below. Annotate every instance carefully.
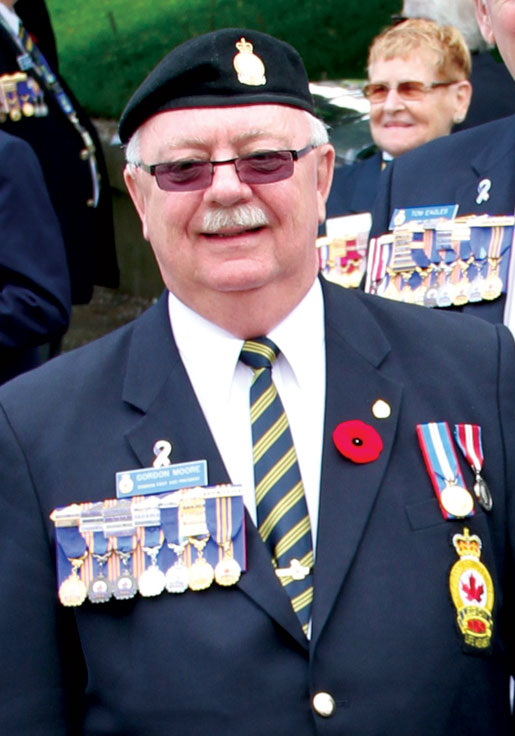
[121,294,308,648]
[458,116,515,213]
[311,281,403,646]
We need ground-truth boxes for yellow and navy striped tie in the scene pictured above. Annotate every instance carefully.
[240,337,314,635]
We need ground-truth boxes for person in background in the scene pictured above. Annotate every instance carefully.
[371,0,515,326]
[400,0,515,131]
[0,26,514,736]
[0,128,70,383]
[326,19,472,219]
[0,0,119,307]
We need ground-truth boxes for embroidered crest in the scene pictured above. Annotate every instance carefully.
[449,527,494,649]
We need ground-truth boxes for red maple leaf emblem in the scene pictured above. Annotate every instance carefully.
[462,574,484,603]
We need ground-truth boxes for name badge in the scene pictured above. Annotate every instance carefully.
[116,460,208,498]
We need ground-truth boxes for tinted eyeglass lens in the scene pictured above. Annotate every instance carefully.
[154,161,211,191]
[364,81,430,103]
[237,151,294,184]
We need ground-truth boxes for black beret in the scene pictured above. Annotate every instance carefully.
[118,27,314,144]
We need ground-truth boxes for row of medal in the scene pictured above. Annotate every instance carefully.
[0,71,48,122]
[365,216,513,307]
[50,486,246,607]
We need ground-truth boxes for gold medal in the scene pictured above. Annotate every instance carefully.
[449,528,494,649]
[59,572,87,607]
[188,534,214,591]
[481,274,503,301]
[188,557,214,591]
[21,101,34,117]
[214,555,241,587]
[440,484,474,518]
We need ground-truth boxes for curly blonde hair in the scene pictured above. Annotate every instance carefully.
[368,18,471,80]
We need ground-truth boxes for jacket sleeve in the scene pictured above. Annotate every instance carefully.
[0,133,70,349]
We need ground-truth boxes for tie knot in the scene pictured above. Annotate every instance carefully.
[240,337,280,370]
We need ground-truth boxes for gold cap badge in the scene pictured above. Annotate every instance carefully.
[233,38,266,87]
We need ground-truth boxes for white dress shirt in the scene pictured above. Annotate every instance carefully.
[168,280,326,548]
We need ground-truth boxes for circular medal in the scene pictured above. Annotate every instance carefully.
[468,278,484,303]
[88,575,112,604]
[440,484,474,518]
[165,562,189,594]
[138,566,166,597]
[9,108,21,122]
[59,574,88,607]
[188,558,214,591]
[482,275,503,301]
[214,556,241,587]
[423,287,438,308]
[474,475,493,512]
[453,284,470,306]
[436,283,454,308]
[21,102,34,117]
[113,572,138,600]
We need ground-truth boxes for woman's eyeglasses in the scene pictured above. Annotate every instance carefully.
[363,80,458,104]
[134,145,315,192]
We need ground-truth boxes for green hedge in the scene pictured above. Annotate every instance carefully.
[46,0,399,119]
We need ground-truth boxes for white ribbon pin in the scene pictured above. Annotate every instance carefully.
[476,178,491,205]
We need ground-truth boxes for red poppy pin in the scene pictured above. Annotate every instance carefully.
[333,420,383,464]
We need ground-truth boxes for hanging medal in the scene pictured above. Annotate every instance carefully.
[87,532,113,603]
[161,505,190,593]
[453,424,493,511]
[212,495,241,587]
[417,422,475,519]
[449,527,494,649]
[112,534,138,600]
[138,527,166,597]
[55,526,88,607]
[188,535,214,591]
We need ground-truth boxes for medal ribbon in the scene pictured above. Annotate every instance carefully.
[454,424,485,474]
[416,422,474,519]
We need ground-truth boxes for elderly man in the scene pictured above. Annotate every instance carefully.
[372,0,515,325]
[0,28,514,735]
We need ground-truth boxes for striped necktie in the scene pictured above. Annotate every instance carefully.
[240,337,314,635]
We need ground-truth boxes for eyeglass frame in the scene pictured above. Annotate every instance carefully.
[363,80,459,104]
[132,144,316,192]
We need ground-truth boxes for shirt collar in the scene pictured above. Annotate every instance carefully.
[167,278,325,389]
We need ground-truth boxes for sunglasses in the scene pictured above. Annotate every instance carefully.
[135,144,316,192]
[363,80,458,104]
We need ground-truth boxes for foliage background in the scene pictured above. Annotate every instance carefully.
[46,0,400,119]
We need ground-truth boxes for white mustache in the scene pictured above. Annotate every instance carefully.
[202,205,269,233]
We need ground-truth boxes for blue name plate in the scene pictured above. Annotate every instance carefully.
[389,204,458,230]
[116,460,208,498]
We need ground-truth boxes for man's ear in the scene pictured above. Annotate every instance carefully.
[123,166,150,241]
[316,144,335,224]
[475,0,495,45]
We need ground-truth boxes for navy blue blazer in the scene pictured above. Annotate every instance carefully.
[325,151,382,220]
[371,114,515,323]
[0,279,514,734]
[0,129,70,384]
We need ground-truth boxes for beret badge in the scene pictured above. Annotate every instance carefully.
[233,38,266,87]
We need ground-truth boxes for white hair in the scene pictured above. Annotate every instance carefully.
[124,108,329,168]
[402,0,490,51]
